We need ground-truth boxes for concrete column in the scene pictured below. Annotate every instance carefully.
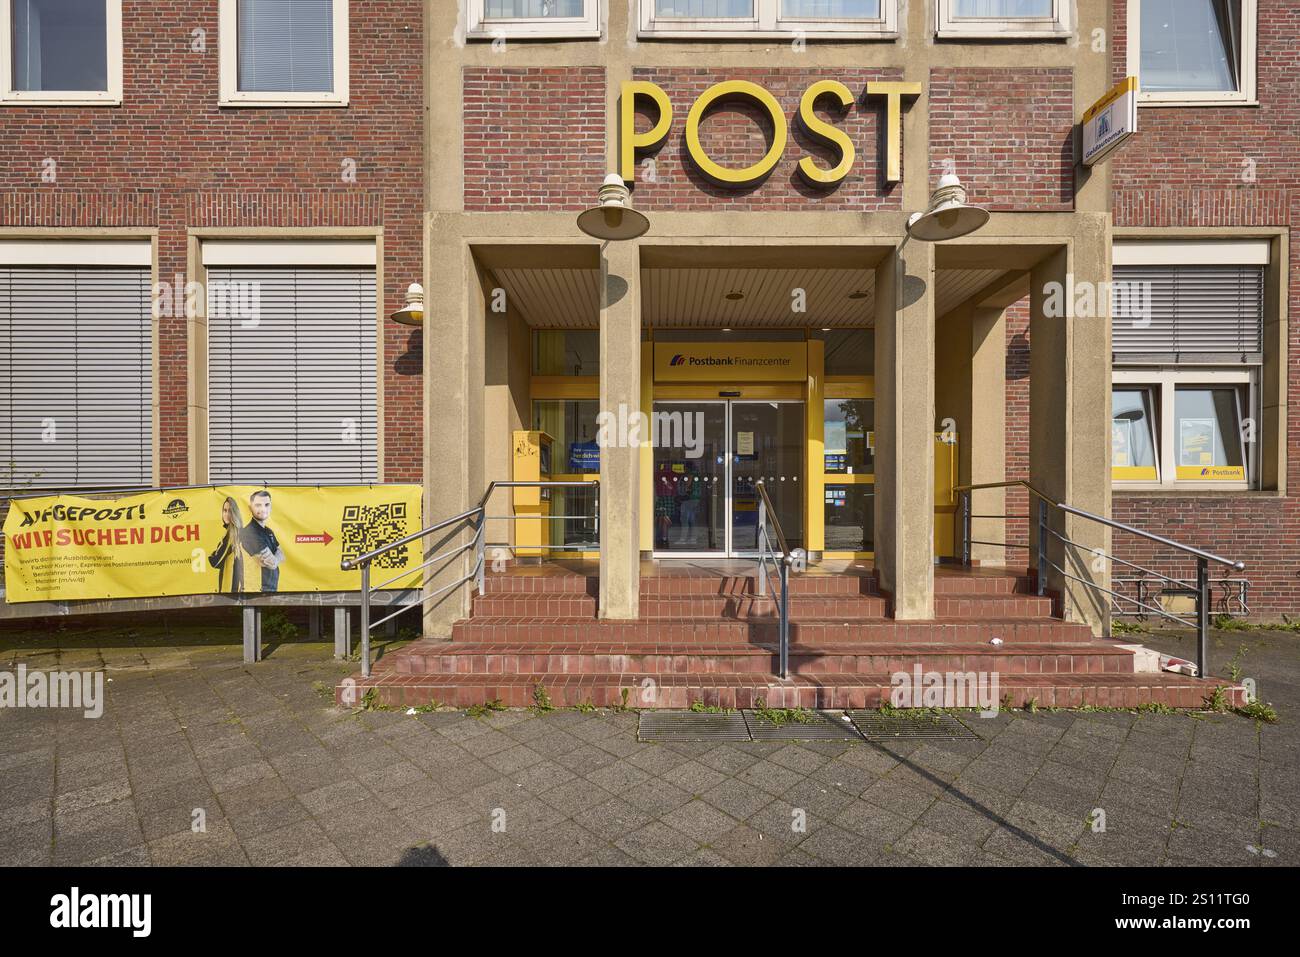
[873,240,936,619]
[968,306,1008,564]
[599,241,641,619]
[1029,220,1112,634]
[422,237,486,637]
[935,302,1006,565]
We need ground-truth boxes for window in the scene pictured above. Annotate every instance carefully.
[204,242,378,483]
[0,0,122,104]
[936,0,1070,38]
[468,0,600,39]
[824,398,873,475]
[532,330,599,376]
[533,399,600,474]
[219,0,348,107]
[1127,0,1257,106]
[0,242,153,490]
[1111,240,1266,489]
[639,0,896,38]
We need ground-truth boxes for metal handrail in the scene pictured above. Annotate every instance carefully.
[754,479,792,680]
[953,480,1245,571]
[341,480,598,677]
[954,479,1246,679]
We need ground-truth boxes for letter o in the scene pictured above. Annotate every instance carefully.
[685,81,788,187]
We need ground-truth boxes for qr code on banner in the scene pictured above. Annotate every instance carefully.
[341,502,410,570]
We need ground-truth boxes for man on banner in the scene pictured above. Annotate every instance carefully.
[240,490,286,592]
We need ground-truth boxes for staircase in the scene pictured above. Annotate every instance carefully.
[338,564,1246,711]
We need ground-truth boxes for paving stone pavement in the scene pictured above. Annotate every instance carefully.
[0,616,1296,867]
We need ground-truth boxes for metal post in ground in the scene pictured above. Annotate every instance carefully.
[333,606,349,659]
[1036,499,1048,598]
[778,559,790,680]
[961,491,971,566]
[1196,556,1210,680]
[360,564,372,678]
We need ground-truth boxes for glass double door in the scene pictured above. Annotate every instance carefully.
[652,400,804,557]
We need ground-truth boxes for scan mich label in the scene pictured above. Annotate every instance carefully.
[653,342,808,382]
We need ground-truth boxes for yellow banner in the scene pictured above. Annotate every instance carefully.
[654,342,808,383]
[3,485,423,603]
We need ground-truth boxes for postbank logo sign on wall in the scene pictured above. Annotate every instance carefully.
[654,342,808,382]
[3,485,424,603]
[620,79,922,189]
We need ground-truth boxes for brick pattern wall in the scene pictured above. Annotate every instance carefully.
[928,68,1074,212]
[1069,0,1300,617]
[1004,299,1031,551]
[0,1,425,486]
[462,67,607,213]
[627,67,904,212]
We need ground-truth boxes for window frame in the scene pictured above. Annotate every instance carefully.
[194,235,382,484]
[0,0,123,106]
[1112,368,1257,492]
[468,0,601,40]
[639,0,898,40]
[935,0,1070,40]
[218,0,349,108]
[1126,0,1258,107]
[0,238,156,491]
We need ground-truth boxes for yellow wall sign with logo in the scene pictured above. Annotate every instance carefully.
[3,485,424,604]
[654,342,808,383]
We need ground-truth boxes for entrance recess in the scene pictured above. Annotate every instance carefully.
[652,400,804,557]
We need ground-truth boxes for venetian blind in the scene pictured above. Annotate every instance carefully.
[0,266,152,489]
[207,267,377,483]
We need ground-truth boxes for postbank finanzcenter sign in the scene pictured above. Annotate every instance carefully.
[619,79,921,189]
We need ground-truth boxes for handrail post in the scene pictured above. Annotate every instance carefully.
[960,490,971,566]
[757,494,767,597]
[359,563,371,678]
[474,511,486,594]
[778,558,790,680]
[1196,556,1209,680]
[1036,498,1048,598]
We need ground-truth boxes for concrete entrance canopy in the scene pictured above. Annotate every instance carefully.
[424,216,1111,637]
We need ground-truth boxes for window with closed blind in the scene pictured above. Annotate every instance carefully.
[1112,264,1264,361]
[206,266,377,484]
[218,0,348,106]
[1111,241,1269,489]
[0,263,152,490]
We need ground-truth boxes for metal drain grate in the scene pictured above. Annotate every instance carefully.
[847,711,981,741]
[744,710,864,741]
[638,711,751,742]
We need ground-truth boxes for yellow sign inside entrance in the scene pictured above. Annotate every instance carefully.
[654,342,808,383]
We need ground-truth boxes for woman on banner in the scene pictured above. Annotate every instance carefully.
[208,496,245,594]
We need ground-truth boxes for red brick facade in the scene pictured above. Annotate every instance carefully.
[927,68,1074,212]
[0,1,425,485]
[1104,0,1300,617]
[995,1,1299,617]
[462,67,607,213]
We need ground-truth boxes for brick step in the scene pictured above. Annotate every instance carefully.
[934,594,1055,618]
[448,616,1099,644]
[377,639,1138,678]
[472,593,891,619]
[479,573,597,595]
[339,671,1248,711]
[933,571,1037,595]
[640,594,893,619]
[639,574,881,598]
